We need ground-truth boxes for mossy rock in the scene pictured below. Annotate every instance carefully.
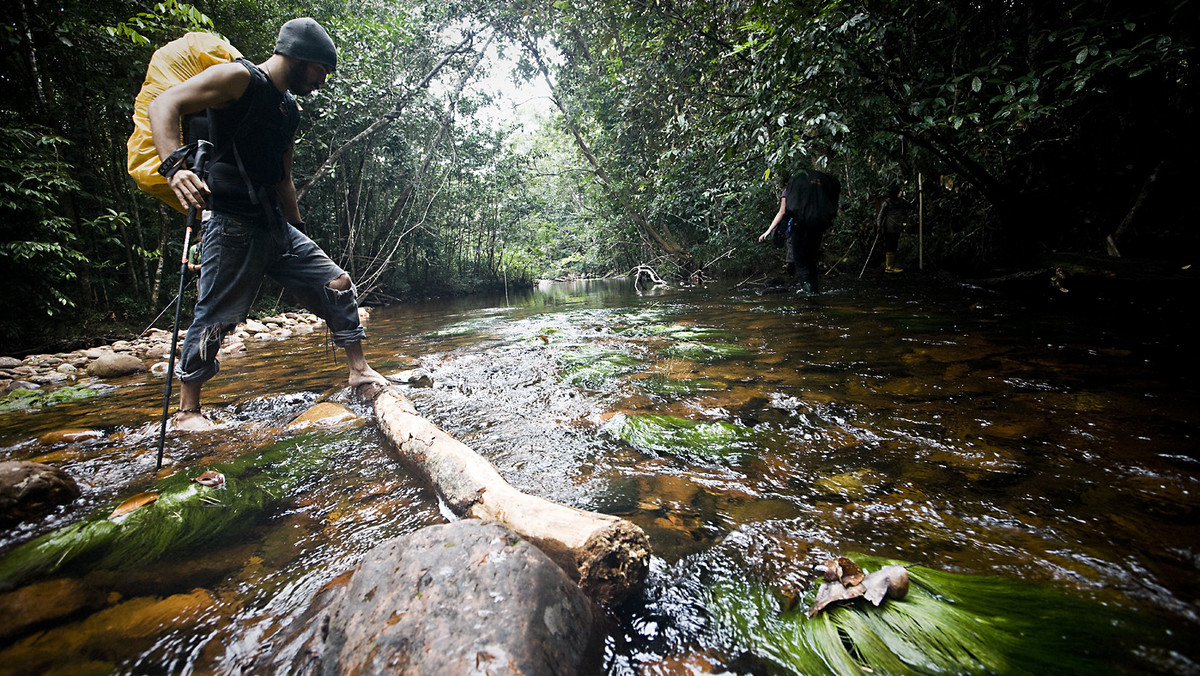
[0,384,107,412]
[605,413,756,462]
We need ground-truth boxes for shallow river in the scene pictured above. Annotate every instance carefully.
[1,275,1197,674]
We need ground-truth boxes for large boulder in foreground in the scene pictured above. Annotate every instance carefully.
[294,520,604,675]
[0,461,80,528]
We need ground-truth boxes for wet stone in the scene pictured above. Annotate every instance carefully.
[86,353,147,378]
[305,520,603,675]
[287,402,362,431]
[0,460,81,528]
[37,428,104,445]
[0,578,107,640]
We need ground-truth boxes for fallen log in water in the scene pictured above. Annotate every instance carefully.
[361,383,651,606]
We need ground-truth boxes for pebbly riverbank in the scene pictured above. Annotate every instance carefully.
[0,310,363,397]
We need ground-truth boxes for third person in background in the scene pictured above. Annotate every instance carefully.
[876,184,914,274]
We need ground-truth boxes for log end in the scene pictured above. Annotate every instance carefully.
[577,519,652,607]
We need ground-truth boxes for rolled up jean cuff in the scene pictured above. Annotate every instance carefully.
[321,283,367,347]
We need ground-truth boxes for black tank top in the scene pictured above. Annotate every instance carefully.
[207,59,300,219]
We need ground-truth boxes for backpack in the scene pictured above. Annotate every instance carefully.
[126,32,242,214]
[785,170,840,225]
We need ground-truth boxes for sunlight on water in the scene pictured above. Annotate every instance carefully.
[1,276,1197,674]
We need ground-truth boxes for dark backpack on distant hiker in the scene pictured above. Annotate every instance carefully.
[785,170,841,228]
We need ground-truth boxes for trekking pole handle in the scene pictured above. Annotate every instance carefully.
[192,139,213,178]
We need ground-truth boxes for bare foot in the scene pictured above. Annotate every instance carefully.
[348,364,389,389]
[175,411,218,432]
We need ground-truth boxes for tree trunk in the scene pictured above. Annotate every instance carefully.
[1107,159,1164,257]
[359,384,651,606]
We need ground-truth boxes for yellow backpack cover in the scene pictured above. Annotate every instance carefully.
[127,32,242,214]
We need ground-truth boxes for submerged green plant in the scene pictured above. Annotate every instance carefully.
[0,429,359,591]
[557,345,641,387]
[619,323,735,342]
[707,554,1164,675]
[606,413,756,461]
[662,341,753,362]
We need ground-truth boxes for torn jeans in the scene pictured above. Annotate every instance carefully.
[176,212,366,384]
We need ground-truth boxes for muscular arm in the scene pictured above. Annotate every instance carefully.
[148,62,251,209]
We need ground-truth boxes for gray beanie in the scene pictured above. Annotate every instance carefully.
[274,18,337,72]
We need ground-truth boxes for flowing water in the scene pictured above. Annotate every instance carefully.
[1,276,1197,674]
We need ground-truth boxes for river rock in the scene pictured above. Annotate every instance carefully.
[243,319,269,333]
[0,357,21,368]
[287,402,362,431]
[0,460,81,528]
[308,520,603,675]
[4,380,39,394]
[37,428,104,445]
[143,342,171,360]
[0,578,107,640]
[86,352,147,378]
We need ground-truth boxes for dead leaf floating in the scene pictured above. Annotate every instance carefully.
[190,470,226,487]
[807,557,910,617]
[108,491,159,519]
[862,565,910,606]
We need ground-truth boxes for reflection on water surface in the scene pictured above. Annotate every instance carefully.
[1,276,1197,674]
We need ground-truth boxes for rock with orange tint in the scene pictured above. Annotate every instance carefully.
[286,402,363,431]
[37,428,104,445]
[0,589,222,671]
[0,578,107,640]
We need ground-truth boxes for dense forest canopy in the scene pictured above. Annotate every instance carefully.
[1,0,1194,355]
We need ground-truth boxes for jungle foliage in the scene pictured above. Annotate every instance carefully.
[1,0,1194,354]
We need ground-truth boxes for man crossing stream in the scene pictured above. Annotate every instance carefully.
[149,18,388,430]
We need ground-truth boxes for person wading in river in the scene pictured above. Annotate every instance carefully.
[758,173,798,284]
[150,17,387,430]
[759,159,841,294]
[876,183,914,274]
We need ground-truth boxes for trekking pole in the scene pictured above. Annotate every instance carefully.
[156,140,212,470]
[859,231,880,279]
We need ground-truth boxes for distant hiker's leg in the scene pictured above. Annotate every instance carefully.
[883,230,902,273]
[792,224,820,294]
[784,233,796,281]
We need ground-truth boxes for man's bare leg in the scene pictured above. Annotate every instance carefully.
[176,379,216,430]
[345,340,387,388]
[326,273,388,389]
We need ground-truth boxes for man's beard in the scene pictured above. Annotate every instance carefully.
[287,61,311,95]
